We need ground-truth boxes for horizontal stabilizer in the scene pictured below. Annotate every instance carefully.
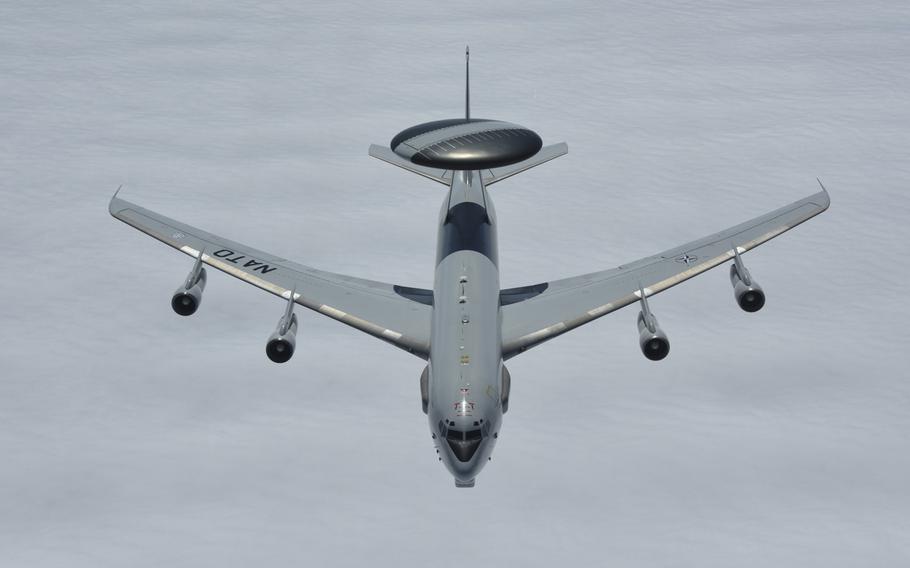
[482,142,568,186]
[368,144,451,185]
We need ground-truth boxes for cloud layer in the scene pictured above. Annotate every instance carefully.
[1,1,908,566]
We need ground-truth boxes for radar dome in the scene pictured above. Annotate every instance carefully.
[390,118,542,170]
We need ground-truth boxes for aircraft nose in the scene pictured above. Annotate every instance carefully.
[446,437,482,462]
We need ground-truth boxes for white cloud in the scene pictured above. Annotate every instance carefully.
[1,1,908,566]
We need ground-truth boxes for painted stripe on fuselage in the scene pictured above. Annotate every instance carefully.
[437,202,498,266]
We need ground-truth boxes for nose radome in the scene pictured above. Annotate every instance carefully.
[447,437,482,462]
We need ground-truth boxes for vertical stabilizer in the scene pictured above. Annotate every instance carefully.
[465,46,470,120]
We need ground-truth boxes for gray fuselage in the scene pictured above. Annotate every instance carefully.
[428,170,504,487]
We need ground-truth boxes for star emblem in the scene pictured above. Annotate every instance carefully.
[675,254,697,265]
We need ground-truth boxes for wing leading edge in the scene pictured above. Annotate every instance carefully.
[500,186,830,358]
[109,193,432,358]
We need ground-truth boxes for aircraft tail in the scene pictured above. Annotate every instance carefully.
[368,47,568,187]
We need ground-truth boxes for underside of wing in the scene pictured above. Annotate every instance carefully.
[500,186,830,358]
[109,192,432,358]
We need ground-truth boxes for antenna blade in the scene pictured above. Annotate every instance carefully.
[465,46,470,120]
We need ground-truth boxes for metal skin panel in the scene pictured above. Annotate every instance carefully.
[428,251,503,483]
[437,202,498,266]
[427,170,503,484]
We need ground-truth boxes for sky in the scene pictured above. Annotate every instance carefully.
[1,1,909,566]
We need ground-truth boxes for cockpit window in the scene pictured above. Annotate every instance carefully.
[447,428,482,441]
[445,428,484,462]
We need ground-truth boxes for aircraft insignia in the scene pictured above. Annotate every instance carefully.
[212,249,278,274]
[675,254,698,265]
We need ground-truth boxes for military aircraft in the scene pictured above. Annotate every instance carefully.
[110,49,830,487]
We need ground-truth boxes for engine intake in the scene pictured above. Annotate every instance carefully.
[730,259,765,313]
[171,263,207,316]
[638,310,670,361]
[266,292,299,363]
[266,312,298,363]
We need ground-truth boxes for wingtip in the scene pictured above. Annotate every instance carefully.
[109,185,124,216]
[815,177,831,209]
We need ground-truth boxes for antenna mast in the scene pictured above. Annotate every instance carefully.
[465,46,470,120]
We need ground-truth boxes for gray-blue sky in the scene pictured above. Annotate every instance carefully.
[1,1,909,566]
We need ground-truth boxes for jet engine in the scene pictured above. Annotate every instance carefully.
[635,287,670,361]
[266,293,299,363]
[638,310,670,361]
[730,251,765,313]
[171,256,207,316]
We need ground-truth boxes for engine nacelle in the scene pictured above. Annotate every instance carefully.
[266,312,298,363]
[638,310,670,361]
[171,267,207,316]
[730,263,765,313]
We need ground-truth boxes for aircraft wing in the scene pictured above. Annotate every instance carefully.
[500,186,830,359]
[109,193,432,358]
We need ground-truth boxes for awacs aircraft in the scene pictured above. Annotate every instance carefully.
[110,49,830,487]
